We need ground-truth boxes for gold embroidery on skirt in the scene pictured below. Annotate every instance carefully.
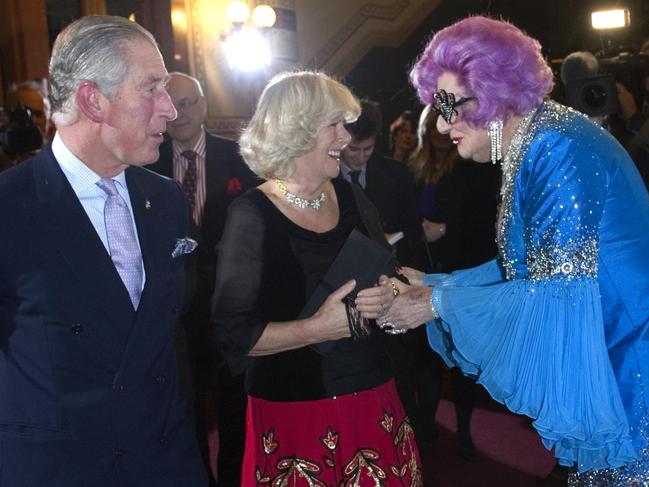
[254,412,423,486]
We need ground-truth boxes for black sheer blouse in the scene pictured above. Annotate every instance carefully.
[212,178,393,401]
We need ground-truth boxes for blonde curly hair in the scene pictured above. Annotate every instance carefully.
[239,71,360,180]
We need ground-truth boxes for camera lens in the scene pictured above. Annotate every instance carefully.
[581,83,608,110]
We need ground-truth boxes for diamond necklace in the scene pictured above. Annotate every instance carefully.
[274,179,326,210]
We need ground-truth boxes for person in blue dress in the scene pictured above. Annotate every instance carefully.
[356,15,649,485]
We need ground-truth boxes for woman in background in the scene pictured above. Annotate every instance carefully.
[389,110,417,162]
[408,105,457,261]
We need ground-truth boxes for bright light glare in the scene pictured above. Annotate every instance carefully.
[251,5,277,28]
[226,0,250,24]
[171,9,188,31]
[591,9,630,29]
[224,27,271,72]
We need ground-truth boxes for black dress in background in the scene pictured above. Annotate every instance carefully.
[413,159,501,454]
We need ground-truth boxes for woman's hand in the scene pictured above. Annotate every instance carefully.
[422,219,446,242]
[310,279,357,341]
[249,280,356,356]
[355,275,397,319]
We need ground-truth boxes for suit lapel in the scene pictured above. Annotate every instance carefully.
[364,155,378,196]
[30,147,136,363]
[204,133,226,198]
[118,168,172,371]
[125,168,167,311]
[32,148,135,314]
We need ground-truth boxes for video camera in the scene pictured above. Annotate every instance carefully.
[0,105,43,158]
[564,73,619,117]
[565,52,649,117]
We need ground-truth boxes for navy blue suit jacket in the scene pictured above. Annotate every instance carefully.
[0,145,207,486]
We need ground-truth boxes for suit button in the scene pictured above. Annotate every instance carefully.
[159,435,167,446]
[114,447,124,458]
[155,376,166,384]
[172,306,180,315]
[112,384,125,392]
[70,323,83,334]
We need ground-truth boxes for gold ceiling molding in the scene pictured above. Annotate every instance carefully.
[307,0,440,77]
[204,117,247,139]
[187,0,207,97]
[307,0,409,70]
[327,0,440,76]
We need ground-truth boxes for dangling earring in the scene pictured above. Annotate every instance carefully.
[488,120,503,164]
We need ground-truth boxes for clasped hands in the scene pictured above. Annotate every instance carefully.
[315,266,433,341]
[354,267,434,334]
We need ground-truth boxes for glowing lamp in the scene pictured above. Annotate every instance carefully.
[226,0,250,24]
[251,5,277,28]
[223,1,277,71]
[591,9,630,29]
[223,26,272,72]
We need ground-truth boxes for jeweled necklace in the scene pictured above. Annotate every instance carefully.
[275,179,326,210]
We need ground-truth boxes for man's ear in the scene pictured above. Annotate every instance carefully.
[198,95,207,119]
[76,81,106,123]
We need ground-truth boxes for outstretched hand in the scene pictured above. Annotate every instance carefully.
[382,284,435,331]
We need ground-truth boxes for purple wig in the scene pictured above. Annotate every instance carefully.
[410,16,554,127]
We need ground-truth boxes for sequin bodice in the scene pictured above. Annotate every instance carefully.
[497,101,605,282]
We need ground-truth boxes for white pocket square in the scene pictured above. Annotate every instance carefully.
[172,237,198,258]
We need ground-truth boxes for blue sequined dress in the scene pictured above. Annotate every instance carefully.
[424,101,649,482]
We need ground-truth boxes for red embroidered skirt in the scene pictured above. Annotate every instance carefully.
[241,379,423,486]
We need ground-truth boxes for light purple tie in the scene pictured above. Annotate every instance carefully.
[97,178,143,309]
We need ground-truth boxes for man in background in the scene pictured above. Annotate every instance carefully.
[560,49,649,188]
[340,100,424,268]
[6,80,51,141]
[149,71,258,486]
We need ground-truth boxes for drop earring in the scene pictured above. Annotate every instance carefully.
[488,120,503,164]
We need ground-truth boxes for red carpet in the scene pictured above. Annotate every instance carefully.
[420,396,556,486]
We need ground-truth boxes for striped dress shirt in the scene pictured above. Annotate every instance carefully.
[172,130,207,225]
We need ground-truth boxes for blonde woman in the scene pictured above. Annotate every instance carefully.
[213,71,422,485]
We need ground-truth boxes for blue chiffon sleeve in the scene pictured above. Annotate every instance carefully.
[423,259,504,288]
[425,128,637,472]
[428,279,635,471]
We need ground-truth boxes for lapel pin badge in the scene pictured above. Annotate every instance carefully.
[145,200,151,210]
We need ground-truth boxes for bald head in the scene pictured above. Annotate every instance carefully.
[165,72,207,148]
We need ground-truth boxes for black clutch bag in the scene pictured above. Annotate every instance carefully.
[299,229,394,351]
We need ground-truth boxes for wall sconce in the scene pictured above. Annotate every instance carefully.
[223,1,277,72]
[591,8,630,29]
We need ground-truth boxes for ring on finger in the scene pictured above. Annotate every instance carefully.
[389,280,400,298]
[378,320,406,335]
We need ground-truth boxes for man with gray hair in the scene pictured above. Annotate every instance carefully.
[0,15,207,486]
